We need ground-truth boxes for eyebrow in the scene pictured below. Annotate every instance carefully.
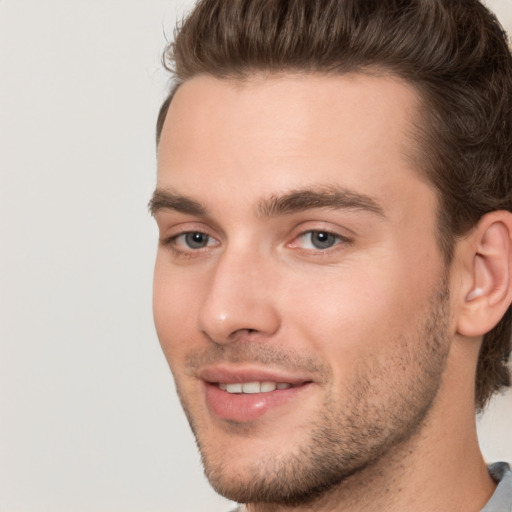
[149,189,207,217]
[258,186,385,218]
[148,186,385,219]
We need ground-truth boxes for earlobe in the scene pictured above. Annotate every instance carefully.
[457,211,512,337]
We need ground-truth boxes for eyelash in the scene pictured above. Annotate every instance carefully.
[161,228,352,257]
[161,231,217,256]
[290,230,352,252]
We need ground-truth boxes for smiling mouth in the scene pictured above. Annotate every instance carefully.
[217,381,296,393]
[204,378,313,421]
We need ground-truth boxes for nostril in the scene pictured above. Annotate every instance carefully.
[228,328,260,341]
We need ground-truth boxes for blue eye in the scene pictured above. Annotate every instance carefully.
[309,231,338,249]
[297,231,343,250]
[172,232,214,249]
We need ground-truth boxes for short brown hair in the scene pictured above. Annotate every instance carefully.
[158,0,512,411]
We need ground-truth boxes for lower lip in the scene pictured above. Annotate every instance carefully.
[204,383,311,422]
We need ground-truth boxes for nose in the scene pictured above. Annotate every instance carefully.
[197,247,281,344]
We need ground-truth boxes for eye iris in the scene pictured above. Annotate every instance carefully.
[311,231,336,249]
[185,232,209,248]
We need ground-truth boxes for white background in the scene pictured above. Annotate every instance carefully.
[0,1,511,511]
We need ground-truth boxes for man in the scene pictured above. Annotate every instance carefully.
[150,0,512,510]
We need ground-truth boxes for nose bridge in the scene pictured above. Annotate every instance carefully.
[198,243,280,343]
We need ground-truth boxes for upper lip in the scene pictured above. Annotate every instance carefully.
[198,365,313,385]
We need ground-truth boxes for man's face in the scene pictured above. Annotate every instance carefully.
[152,73,454,505]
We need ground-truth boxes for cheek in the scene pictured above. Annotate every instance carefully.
[283,276,391,365]
[282,252,441,373]
[152,258,200,365]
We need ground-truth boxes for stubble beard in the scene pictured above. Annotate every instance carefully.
[175,278,451,507]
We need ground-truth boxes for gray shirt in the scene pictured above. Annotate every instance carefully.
[482,462,512,512]
[229,462,512,512]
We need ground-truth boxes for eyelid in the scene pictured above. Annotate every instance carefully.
[172,231,219,250]
[161,230,218,244]
[287,227,353,252]
[159,223,221,254]
[155,211,224,237]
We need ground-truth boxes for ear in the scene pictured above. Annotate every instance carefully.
[457,211,512,337]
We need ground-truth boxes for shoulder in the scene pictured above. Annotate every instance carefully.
[481,462,512,512]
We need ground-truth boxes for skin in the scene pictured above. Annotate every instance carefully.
[152,73,497,511]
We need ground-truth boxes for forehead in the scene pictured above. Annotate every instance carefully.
[157,72,432,219]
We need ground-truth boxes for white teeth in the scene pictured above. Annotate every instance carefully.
[219,381,292,393]
[260,381,277,392]
[226,383,243,393]
[242,382,261,394]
